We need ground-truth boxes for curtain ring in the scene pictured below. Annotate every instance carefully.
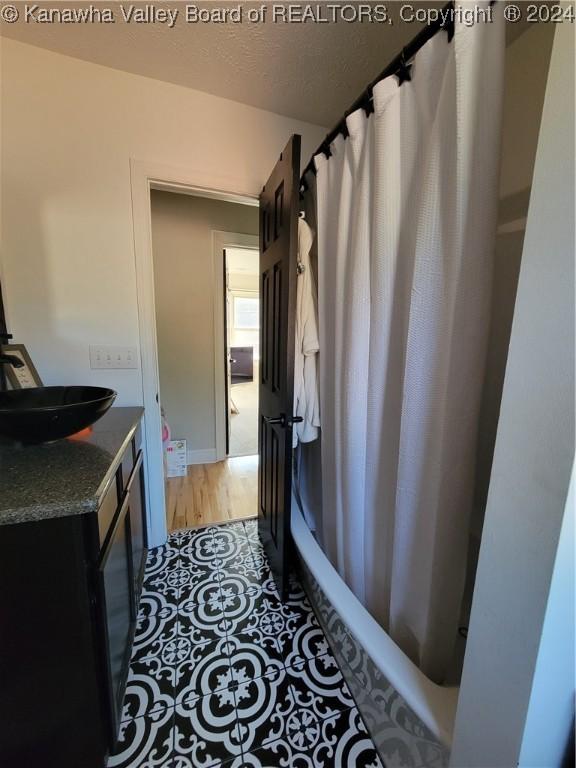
[396,50,413,86]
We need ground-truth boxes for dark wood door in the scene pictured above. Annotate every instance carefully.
[258,135,301,599]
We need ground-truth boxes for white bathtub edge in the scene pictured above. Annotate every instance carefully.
[291,499,459,748]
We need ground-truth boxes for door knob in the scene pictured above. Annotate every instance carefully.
[263,414,285,426]
[263,415,304,428]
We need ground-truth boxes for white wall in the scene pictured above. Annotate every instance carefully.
[151,190,258,456]
[473,21,554,529]
[519,463,575,767]
[0,39,325,406]
[450,21,575,768]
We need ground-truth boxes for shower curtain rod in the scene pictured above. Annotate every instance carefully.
[300,0,456,185]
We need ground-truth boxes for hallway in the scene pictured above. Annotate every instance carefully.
[166,456,258,532]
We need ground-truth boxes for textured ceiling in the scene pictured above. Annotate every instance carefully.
[2,2,529,126]
[1,1,454,125]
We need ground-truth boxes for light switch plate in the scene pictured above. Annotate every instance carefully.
[89,345,139,370]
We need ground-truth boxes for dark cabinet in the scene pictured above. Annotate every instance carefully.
[98,446,147,744]
[0,515,107,768]
[98,492,133,741]
[127,450,146,596]
[0,411,147,768]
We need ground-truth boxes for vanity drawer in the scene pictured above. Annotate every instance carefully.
[120,439,135,491]
[97,475,121,547]
[134,424,142,453]
[98,432,140,548]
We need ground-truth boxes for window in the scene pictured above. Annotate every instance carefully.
[234,296,259,330]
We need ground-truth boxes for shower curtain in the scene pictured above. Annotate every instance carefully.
[311,4,504,683]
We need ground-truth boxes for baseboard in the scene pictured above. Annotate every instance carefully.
[187,448,218,465]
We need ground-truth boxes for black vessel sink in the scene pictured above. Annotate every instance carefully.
[0,386,117,444]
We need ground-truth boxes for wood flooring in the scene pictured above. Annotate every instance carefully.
[165,455,258,532]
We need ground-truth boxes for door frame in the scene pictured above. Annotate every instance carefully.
[129,159,257,548]
[212,233,259,463]
[223,249,230,458]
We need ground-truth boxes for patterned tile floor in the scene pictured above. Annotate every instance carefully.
[108,520,383,767]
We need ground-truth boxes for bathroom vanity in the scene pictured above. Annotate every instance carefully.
[0,407,147,768]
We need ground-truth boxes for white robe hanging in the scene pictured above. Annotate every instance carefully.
[293,216,320,448]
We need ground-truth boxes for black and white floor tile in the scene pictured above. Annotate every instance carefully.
[108,520,383,768]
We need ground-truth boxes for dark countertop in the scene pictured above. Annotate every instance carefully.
[0,406,144,526]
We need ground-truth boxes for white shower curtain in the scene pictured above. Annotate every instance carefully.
[313,3,504,683]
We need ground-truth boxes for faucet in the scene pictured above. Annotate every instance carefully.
[0,333,24,392]
[0,353,24,367]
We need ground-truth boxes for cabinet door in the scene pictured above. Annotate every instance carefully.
[127,450,146,597]
[98,493,133,746]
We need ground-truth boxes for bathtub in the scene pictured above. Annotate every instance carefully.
[291,499,459,768]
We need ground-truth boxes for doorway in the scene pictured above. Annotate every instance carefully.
[147,185,260,532]
[224,247,260,458]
